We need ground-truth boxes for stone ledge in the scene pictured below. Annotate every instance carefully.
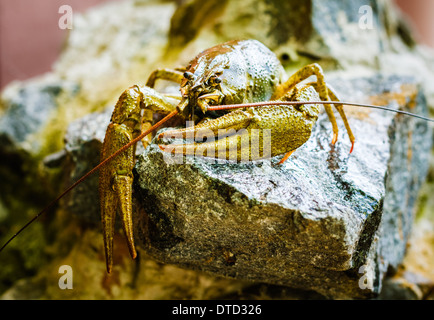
[132,75,431,299]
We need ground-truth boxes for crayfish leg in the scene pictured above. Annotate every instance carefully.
[325,85,356,152]
[272,63,340,146]
[278,149,296,165]
[145,68,184,88]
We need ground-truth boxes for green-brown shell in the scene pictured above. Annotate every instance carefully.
[184,39,285,107]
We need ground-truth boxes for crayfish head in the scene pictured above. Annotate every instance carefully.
[178,71,224,121]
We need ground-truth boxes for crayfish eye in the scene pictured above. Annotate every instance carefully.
[206,75,222,86]
[183,72,195,81]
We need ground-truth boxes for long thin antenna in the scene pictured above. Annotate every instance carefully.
[0,110,179,253]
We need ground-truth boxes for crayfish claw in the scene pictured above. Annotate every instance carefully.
[100,172,137,273]
[113,175,137,260]
[99,121,137,273]
[100,188,115,273]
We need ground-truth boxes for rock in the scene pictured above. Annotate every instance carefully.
[50,73,432,299]
[133,75,431,299]
[167,0,415,68]
[1,0,434,300]
[53,0,176,103]
[0,77,79,155]
[379,270,434,300]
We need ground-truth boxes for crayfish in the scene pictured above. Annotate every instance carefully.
[1,39,432,273]
[99,39,355,273]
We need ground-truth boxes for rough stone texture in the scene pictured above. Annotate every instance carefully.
[133,75,431,299]
[1,0,433,300]
[61,108,111,222]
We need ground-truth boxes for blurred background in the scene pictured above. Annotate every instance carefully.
[0,0,124,90]
[0,0,433,90]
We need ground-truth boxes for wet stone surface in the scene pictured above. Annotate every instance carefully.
[131,75,432,299]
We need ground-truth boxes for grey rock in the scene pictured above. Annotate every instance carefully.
[61,107,111,221]
[0,78,79,206]
[168,0,415,71]
[0,80,79,153]
[132,75,431,299]
[58,75,431,299]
